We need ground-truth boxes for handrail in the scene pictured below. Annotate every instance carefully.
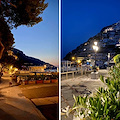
[61,69,86,80]
[61,70,82,74]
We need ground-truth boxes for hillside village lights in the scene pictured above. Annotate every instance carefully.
[92,41,99,71]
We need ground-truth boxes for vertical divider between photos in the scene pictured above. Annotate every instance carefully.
[59,0,61,120]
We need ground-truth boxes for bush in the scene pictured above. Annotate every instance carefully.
[62,66,120,120]
[114,54,120,64]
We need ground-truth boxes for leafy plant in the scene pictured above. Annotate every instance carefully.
[40,75,45,80]
[51,74,58,79]
[62,65,120,120]
[114,54,120,64]
[0,0,48,62]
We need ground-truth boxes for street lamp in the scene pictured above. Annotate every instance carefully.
[108,53,110,67]
[72,56,75,60]
[71,56,76,68]
[77,60,81,64]
[77,60,82,70]
[92,41,99,72]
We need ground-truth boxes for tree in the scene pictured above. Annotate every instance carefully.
[0,18,14,59]
[0,0,48,61]
[0,0,48,28]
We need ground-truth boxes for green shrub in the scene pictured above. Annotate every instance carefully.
[114,54,120,64]
[62,66,120,120]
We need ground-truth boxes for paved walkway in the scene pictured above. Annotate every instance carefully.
[0,74,46,120]
[61,70,108,120]
[20,83,59,120]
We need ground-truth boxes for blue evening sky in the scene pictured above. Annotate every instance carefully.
[62,0,120,58]
[12,0,59,67]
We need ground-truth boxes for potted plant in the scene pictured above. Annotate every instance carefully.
[44,75,51,83]
[36,75,44,84]
[51,74,58,83]
[22,76,29,85]
[28,75,36,84]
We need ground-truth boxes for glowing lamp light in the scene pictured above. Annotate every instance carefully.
[94,41,97,46]
[77,60,81,63]
[44,65,47,68]
[72,57,75,60]
[93,45,99,52]
[15,68,18,71]
[10,66,13,69]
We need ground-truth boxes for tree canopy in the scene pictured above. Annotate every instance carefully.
[0,0,48,28]
[0,0,48,61]
[0,17,14,59]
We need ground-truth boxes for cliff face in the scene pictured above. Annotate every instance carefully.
[64,21,120,67]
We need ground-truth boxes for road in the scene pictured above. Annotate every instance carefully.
[0,73,46,120]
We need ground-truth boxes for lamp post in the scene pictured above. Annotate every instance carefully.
[92,41,99,72]
[77,60,81,70]
[108,53,110,67]
[71,56,76,68]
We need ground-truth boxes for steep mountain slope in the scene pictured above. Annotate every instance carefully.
[12,48,56,69]
[64,21,120,67]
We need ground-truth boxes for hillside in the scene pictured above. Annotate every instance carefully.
[12,48,57,69]
[64,21,120,67]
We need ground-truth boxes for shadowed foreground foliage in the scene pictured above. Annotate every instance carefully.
[0,0,48,64]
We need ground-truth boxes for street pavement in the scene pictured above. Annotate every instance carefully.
[61,69,108,120]
[20,83,59,120]
[0,73,46,120]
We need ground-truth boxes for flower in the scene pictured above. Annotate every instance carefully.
[61,106,70,116]
[101,97,105,103]
[117,91,120,101]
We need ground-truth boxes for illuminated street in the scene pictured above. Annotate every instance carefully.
[20,83,59,120]
[0,73,47,120]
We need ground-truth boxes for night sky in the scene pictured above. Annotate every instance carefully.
[62,0,120,59]
[12,0,59,67]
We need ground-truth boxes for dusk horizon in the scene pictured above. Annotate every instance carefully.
[12,0,59,67]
